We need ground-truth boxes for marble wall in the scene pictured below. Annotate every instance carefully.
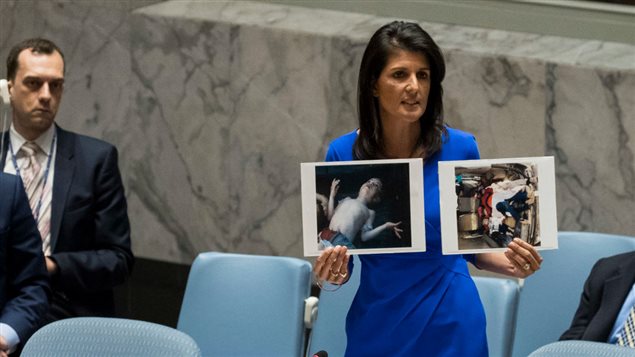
[1,1,634,264]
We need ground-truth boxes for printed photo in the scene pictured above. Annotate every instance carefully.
[301,159,425,256]
[439,157,557,254]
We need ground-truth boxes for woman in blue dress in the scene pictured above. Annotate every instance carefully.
[313,21,544,356]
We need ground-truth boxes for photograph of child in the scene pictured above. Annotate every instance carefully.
[302,159,424,256]
[317,175,403,250]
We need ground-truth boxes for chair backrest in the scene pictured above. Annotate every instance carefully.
[177,252,312,357]
[513,231,635,357]
[306,256,361,357]
[21,317,201,357]
[473,276,520,357]
[527,340,635,357]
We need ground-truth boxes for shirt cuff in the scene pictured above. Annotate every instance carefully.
[0,322,20,354]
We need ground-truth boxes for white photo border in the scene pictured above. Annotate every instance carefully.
[439,156,558,255]
[301,159,425,256]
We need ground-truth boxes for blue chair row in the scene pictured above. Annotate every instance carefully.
[176,252,313,357]
[22,317,201,357]
[172,252,522,357]
[527,340,635,357]
[22,231,635,356]
[174,252,521,357]
[513,231,635,357]
[309,232,635,357]
[21,252,313,357]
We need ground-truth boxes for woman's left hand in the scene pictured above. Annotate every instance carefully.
[314,245,350,285]
[504,238,543,278]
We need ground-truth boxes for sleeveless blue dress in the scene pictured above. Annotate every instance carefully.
[325,127,488,357]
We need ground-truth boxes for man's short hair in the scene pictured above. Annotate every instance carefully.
[6,38,65,80]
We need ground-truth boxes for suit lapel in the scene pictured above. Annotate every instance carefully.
[597,254,635,335]
[50,126,75,252]
[1,131,9,168]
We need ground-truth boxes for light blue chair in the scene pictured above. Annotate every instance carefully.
[528,340,635,356]
[306,256,361,357]
[473,276,520,357]
[177,252,312,357]
[513,231,635,357]
[21,317,201,357]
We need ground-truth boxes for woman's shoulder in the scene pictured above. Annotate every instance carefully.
[440,126,480,160]
[444,126,476,141]
[326,130,358,161]
[443,126,478,147]
[329,130,358,147]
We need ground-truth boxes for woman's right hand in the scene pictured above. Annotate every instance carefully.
[314,245,350,285]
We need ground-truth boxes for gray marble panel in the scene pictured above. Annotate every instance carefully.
[128,0,635,263]
[444,51,546,158]
[548,64,635,235]
[127,8,364,262]
[2,0,634,264]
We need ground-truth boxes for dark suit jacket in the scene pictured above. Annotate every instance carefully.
[2,125,133,317]
[0,172,50,344]
[560,251,635,342]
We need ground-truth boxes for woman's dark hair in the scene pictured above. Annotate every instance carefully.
[354,21,446,160]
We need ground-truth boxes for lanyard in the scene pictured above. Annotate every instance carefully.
[9,130,56,222]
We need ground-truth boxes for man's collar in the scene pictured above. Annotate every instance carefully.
[10,123,56,155]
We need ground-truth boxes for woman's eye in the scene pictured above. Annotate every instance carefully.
[392,71,405,78]
[417,72,429,80]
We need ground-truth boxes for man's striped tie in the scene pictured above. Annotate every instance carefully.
[617,305,635,348]
[20,141,52,255]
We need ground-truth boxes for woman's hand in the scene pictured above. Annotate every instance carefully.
[0,336,9,357]
[476,238,543,278]
[504,238,543,278]
[314,245,350,285]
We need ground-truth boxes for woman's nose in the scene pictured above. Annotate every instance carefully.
[406,75,419,92]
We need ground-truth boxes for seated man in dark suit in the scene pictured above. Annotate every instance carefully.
[560,251,635,347]
[0,173,50,355]
[1,38,133,323]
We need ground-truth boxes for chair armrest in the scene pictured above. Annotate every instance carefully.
[304,296,319,329]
